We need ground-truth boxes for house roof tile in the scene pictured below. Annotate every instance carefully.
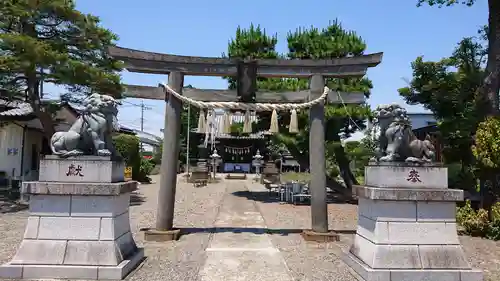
[0,99,35,120]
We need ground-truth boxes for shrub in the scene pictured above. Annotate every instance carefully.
[456,200,490,237]
[112,134,141,181]
[472,117,500,170]
[457,201,500,240]
[281,172,310,183]
[326,160,340,178]
[137,158,154,183]
[486,202,500,240]
[491,202,500,222]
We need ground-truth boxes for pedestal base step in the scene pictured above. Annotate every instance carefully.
[343,252,482,281]
[0,249,144,280]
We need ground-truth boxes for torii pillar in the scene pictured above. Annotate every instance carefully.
[301,74,339,242]
[144,72,184,241]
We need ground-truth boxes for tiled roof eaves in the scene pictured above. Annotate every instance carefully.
[0,99,35,119]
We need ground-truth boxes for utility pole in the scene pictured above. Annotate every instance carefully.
[139,100,151,152]
[186,105,190,174]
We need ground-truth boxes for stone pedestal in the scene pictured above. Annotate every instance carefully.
[0,156,144,280]
[343,163,483,281]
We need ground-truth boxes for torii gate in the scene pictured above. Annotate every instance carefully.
[108,46,383,241]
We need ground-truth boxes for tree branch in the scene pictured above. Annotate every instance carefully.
[35,19,64,27]
[5,76,28,85]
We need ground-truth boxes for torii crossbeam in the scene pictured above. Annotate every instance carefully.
[108,45,383,241]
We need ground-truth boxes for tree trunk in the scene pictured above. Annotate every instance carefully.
[26,76,55,140]
[331,132,359,192]
[22,22,56,141]
[36,111,55,140]
[484,0,500,115]
[480,173,497,221]
[478,0,500,219]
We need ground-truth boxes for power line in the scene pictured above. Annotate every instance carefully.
[140,100,151,132]
[120,100,155,151]
[121,99,165,116]
[139,100,151,152]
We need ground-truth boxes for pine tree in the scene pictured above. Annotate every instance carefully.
[224,20,373,194]
[0,0,123,136]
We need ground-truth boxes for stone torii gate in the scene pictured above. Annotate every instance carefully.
[108,46,383,241]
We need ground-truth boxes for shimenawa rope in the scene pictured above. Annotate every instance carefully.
[159,83,330,111]
[159,82,330,136]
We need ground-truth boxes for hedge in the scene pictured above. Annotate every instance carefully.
[112,134,143,181]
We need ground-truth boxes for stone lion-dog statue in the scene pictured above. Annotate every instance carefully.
[50,94,121,158]
[371,103,435,163]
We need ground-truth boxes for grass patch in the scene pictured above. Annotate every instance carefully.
[280,172,310,183]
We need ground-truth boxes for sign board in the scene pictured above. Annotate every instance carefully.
[124,166,133,181]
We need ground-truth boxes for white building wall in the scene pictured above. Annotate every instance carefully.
[0,123,43,180]
[0,123,24,178]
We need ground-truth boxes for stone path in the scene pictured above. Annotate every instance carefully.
[199,181,293,281]
[1,175,499,280]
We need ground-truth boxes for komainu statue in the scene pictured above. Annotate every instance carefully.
[371,103,435,163]
[50,94,121,158]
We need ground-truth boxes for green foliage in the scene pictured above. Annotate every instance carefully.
[417,0,500,119]
[153,142,162,165]
[487,203,500,240]
[228,121,255,135]
[280,172,310,183]
[486,219,500,240]
[138,158,154,182]
[446,163,477,190]
[456,200,490,236]
[230,122,244,135]
[360,129,378,154]
[224,20,373,187]
[344,140,374,175]
[0,0,123,103]
[473,117,500,169]
[113,134,140,165]
[112,134,154,182]
[223,24,280,90]
[112,134,142,181]
[326,159,340,178]
[399,37,487,166]
[456,201,500,240]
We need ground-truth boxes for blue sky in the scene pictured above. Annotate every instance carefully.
[56,0,487,137]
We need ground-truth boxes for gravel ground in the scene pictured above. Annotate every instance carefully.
[244,181,500,281]
[127,175,227,281]
[2,176,500,281]
[0,175,227,281]
[460,235,500,281]
[244,182,357,281]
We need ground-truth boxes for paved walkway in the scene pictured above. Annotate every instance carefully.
[0,175,359,281]
[199,181,293,281]
[1,174,499,280]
